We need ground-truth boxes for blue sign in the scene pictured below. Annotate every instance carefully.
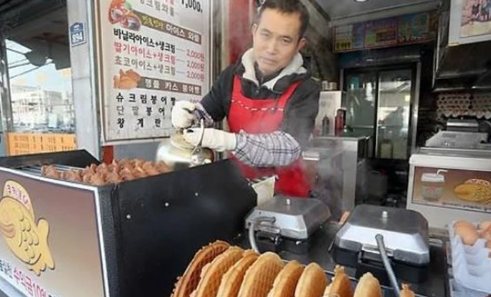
[70,22,86,47]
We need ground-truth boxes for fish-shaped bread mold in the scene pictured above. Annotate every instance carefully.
[0,185,55,276]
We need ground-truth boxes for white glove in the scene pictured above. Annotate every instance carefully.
[172,101,197,128]
[183,128,237,152]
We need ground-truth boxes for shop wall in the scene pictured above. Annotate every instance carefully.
[228,0,254,64]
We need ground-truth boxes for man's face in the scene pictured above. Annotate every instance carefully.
[252,9,306,76]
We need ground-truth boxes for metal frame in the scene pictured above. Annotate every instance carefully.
[411,62,421,155]
[342,63,421,160]
[66,0,101,159]
[0,35,11,157]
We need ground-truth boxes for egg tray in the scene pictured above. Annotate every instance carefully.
[447,221,491,295]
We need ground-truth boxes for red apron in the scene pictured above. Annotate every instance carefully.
[228,76,311,198]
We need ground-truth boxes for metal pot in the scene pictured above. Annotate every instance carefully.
[156,119,214,170]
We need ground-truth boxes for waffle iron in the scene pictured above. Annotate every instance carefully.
[332,205,430,286]
[245,195,331,254]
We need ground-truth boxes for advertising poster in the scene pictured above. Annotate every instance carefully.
[364,17,398,48]
[461,0,491,37]
[0,169,104,297]
[96,0,212,143]
[333,11,436,53]
[398,12,431,43]
[334,25,354,52]
[412,166,491,213]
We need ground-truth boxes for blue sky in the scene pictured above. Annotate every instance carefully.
[6,39,72,94]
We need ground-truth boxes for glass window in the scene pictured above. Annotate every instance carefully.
[7,39,74,133]
[3,5,76,156]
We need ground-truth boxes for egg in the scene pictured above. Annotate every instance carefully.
[483,230,491,241]
[455,225,479,246]
[454,220,477,231]
[479,221,491,231]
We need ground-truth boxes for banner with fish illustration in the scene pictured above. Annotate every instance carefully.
[412,166,491,213]
[0,169,105,297]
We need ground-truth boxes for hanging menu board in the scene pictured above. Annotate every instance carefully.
[333,11,436,53]
[95,0,211,144]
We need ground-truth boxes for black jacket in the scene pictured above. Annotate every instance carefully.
[200,50,321,147]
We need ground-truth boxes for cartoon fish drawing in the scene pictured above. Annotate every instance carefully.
[0,188,54,276]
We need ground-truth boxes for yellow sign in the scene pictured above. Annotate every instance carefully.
[0,180,55,276]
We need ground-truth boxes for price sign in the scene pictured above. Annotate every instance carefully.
[96,0,212,144]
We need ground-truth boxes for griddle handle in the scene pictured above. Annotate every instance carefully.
[375,234,401,296]
[249,216,275,254]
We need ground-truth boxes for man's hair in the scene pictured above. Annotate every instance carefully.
[256,0,310,38]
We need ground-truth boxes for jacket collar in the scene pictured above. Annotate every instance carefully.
[240,48,307,91]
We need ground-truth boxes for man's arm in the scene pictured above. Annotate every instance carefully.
[232,81,320,167]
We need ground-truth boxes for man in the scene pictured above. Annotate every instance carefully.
[171,0,320,197]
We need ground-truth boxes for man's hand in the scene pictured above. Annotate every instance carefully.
[183,128,237,152]
[172,101,197,129]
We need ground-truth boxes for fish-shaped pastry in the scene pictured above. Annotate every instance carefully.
[0,182,54,276]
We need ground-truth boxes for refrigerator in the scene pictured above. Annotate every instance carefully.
[342,64,421,160]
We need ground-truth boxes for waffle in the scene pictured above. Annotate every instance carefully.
[237,252,284,297]
[353,273,382,297]
[399,284,415,297]
[172,240,230,297]
[192,247,244,297]
[267,260,304,297]
[294,263,327,297]
[323,265,353,297]
[216,250,259,297]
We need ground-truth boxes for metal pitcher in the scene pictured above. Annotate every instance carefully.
[156,118,214,171]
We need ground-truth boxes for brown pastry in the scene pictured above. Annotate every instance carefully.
[324,265,353,297]
[145,167,160,176]
[294,263,327,297]
[480,221,491,231]
[106,172,123,184]
[172,241,230,297]
[63,169,83,183]
[216,250,259,297]
[133,166,147,178]
[400,284,415,297]
[156,161,171,173]
[191,247,244,297]
[118,158,131,166]
[353,273,382,297]
[89,173,106,186]
[133,158,146,168]
[43,165,61,179]
[237,252,284,297]
[267,260,304,297]
[120,168,136,181]
[82,172,93,184]
[96,163,108,173]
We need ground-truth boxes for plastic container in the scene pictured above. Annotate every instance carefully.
[448,221,491,295]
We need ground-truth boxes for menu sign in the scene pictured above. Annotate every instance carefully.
[96,0,211,144]
[364,18,398,48]
[333,11,435,53]
[334,24,364,52]
[412,166,491,213]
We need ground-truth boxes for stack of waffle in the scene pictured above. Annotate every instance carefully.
[171,241,417,297]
